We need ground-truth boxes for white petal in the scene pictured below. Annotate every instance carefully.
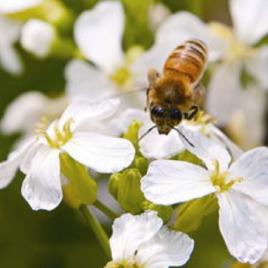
[100,108,149,138]
[63,132,135,173]
[148,3,170,30]
[0,138,35,188]
[235,87,266,149]
[0,91,48,134]
[110,108,150,134]
[110,211,163,261]
[20,140,41,174]
[65,60,116,101]
[178,126,231,172]
[0,16,22,74]
[74,1,124,72]
[21,145,62,211]
[139,125,185,159]
[0,42,22,75]
[156,12,224,62]
[141,160,214,205]
[0,157,19,188]
[245,46,268,88]
[59,98,120,131]
[209,124,243,160]
[206,63,242,125]
[131,45,166,87]
[217,191,267,264]
[20,19,55,58]
[230,0,268,44]
[229,147,268,206]
[0,0,42,13]
[137,227,194,268]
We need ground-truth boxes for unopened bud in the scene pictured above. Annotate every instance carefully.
[172,194,217,233]
[123,120,142,149]
[174,149,203,165]
[142,201,173,223]
[134,156,148,176]
[109,169,145,214]
[21,18,76,59]
[60,153,97,209]
[21,19,56,58]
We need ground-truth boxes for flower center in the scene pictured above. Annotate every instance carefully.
[110,66,132,86]
[110,46,144,88]
[35,118,74,148]
[104,260,144,268]
[209,22,256,63]
[210,160,242,192]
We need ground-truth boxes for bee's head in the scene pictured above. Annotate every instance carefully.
[150,105,183,135]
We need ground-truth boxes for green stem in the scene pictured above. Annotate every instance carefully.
[79,205,111,258]
[94,199,118,220]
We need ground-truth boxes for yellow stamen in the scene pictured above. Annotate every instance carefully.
[209,22,256,63]
[110,46,144,87]
[110,66,131,86]
[35,118,74,148]
[210,160,243,192]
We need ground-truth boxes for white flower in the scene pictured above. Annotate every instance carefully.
[0,91,67,136]
[0,99,135,210]
[0,16,22,74]
[226,86,266,149]
[0,0,43,14]
[65,1,126,101]
[112,108,242,160]
[142,130,268,263]
[204,0,268,125]
[20,19,56,58]
[106,211,194,268]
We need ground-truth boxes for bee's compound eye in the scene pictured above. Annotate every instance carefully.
[151,106,165,117]
[170,109,182,120]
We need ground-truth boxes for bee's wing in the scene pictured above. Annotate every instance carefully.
[192,83,206,107]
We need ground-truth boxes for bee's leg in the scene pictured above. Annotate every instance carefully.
[184,105,199,120]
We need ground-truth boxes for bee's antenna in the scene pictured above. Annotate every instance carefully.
[137,125,157,142]
[171,127,195,147]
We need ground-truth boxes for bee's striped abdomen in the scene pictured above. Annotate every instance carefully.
[164,39,208,84]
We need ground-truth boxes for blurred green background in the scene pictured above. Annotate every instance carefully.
[0,0,237,267]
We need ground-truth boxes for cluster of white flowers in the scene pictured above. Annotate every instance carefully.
[1,0,268,267]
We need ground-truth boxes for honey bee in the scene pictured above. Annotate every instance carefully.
[145,39,208,137]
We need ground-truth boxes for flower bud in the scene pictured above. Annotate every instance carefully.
[60,153,97,209]
[123,120,142,151]
[173,149,203,165]
[108,173,119,198]
[133,156,148,176]
[21,19,76,59]
[109,169,145,214]
[2,0,74,32]
[21,19,56,58]
[172,194,218,233]
[142,200,173,223]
